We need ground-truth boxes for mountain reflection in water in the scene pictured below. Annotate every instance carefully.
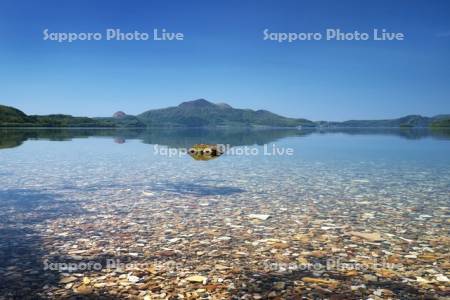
[1,127,449,150]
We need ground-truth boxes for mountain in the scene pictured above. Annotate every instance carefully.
[1,100,449,128]
[138,99,314,127]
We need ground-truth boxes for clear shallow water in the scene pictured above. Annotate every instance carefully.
[0,128,449,299]
[1,128,449,204]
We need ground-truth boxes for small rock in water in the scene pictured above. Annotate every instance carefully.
[214,264,229,270]
[64,283,74,289]
[248,214,271,221]
[168,237,181,244]
[419,214,432,219]
[186,275,207,283]
[349,231,382,242]
[435,274,449,282]
[273,281,286,290]
[127,274,140,283]
[416,276,431,284]
[302,277,339,288]
[363,274,378,282]
[73,285,93,295]
[59,276,78,284]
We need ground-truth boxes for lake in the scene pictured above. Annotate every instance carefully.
[0,128,449,299]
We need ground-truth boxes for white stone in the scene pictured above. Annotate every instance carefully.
[248,214,271,221]
[436,274,449,282]
[127,274,140,283]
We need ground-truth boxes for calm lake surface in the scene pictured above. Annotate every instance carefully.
[0,128,449,299]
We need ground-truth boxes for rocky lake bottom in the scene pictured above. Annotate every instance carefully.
[0,128,449,300]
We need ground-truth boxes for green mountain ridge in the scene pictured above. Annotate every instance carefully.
[320,114,450,128]
[137,99,314,127]
[1,100,449,128]
[0,105,116,127]
[0,105,30,123]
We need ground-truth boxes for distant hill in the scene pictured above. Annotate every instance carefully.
[321,115,450,128]
[430,115,450,128]
[113,111,127,118]
[0,105,115,127]
[0,105,31,124]
[1,100,449,128]
[92,111,146,127]
[138,99,314,127]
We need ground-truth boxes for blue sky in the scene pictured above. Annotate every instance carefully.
[0,0,449,121]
